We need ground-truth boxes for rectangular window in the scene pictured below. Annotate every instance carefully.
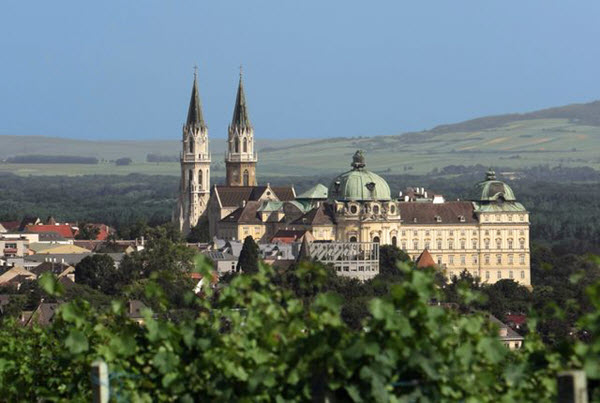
[402,242,407,251]
[508,255,514,265]
[437,256,442,265]
[460,255,466,265]
[485,271,490,279]
[425,241,430,249]
[509,271,514,279]
[448,241,453,250]
[425,230,430,236]
[497,271,502,279]
[473,240,478,249]
[472,255,478,264]
[485,255,490,265]
[520,255,525,265]
[413,241,418,250]
[461,240,466,249]
[449,255,454,265]
[496,255,502,264]
[413,230,418,236]
[521,270,525,279]
[449,230,454,236]
[437,240,442,249]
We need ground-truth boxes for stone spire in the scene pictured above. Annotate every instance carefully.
[225,68,257,187]
[231,70,251,130]
[186,68,207,129]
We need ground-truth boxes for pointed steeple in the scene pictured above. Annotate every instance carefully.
[186,68,206,129]
[231,69,251,130]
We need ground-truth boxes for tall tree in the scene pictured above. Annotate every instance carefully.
[237,236,259,274]
[74,254,118,295]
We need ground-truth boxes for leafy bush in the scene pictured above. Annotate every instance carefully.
[0,259,579,401]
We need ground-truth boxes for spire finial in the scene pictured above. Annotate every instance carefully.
[239,64,243,79]
[193,64,198,79]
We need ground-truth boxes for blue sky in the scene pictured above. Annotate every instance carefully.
[1,1,600,140]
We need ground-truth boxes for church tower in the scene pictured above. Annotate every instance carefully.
[175,69,211,234]
[225,70,257,186]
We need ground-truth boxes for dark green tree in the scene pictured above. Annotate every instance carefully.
[75,223,100,240]
[186,219,210,243]
[378,244,411,277]
[74,254,118,295]
[237,236,259,274]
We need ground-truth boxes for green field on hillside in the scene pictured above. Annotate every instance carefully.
[2,100,600,177]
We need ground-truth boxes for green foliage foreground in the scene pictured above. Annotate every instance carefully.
[0,259,590,402]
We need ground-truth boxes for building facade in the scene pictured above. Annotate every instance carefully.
[173,71,530,285]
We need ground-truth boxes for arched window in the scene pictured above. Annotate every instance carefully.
[189,140,194,154]
[349,236,357,242]
[391,236,397,246]
[243,138,247,153]
[243,169,249,186]
[235,138,240,153]
[198,169,203,187]
[373,236,380,243]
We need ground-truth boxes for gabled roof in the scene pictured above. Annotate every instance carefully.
[24,302,60,327]
[220,201,263,224]
[416,249,436,268]
[213,185,295,208]
[29,261,72,276]
[26,224,74,239]
[35,244,91,255]
[0,266,36,285]
[0,221,20,232]
[291,204,334,226]
[399,201,477,225]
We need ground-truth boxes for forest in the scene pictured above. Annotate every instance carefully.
[0,165,598,252]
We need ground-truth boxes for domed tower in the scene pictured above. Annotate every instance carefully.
[328,150,401,243]
[473,168,531,287]
[174,69,211,234]
[225,70,257,186]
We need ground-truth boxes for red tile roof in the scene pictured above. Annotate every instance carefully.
[26,224,75,239]
[0,221,20,231]
[416,249,436,268]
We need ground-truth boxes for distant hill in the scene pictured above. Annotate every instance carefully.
[1,100,599,176]
[430,100,600,134]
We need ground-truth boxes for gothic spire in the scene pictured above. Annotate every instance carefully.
[231,69,252,130]
[186,68,206,129]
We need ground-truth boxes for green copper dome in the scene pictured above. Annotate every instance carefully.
[475,169,517,202]
[328,151,392,202]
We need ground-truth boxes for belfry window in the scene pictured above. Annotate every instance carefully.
[235,138,240,153]
[189,140,194,154]
[198,169,203,187]
[243,138,248,153]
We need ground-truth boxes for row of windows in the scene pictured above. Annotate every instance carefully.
[440,254,527,266]
[401,238,526,251]
[447,270,526,280]
[400,229,526,237]
[482,214,526,222]
[336,265,378,272]
[348,204,397,215]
